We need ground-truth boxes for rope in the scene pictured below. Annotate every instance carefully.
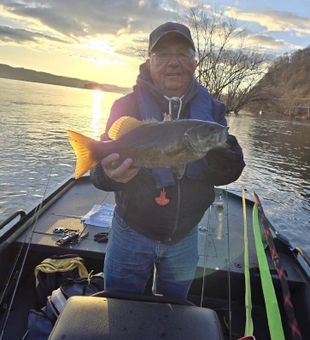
[253,193,302,340]
[252,202,285,340]
[163,96,184,119]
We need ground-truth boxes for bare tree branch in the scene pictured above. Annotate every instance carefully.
[185,7,269,114]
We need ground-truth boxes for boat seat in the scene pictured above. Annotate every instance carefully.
[49,295,224,340]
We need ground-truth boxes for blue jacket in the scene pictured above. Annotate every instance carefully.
[91,64,245,243]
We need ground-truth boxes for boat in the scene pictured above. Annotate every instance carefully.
[0,175,309,339]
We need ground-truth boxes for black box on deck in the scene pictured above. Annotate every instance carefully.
[49,295,223,339]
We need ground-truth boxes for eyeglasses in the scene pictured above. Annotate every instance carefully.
[151,51,195,64]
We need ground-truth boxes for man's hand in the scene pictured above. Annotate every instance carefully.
[101,153,139,183]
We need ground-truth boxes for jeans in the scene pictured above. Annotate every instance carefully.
[104,212,199,300]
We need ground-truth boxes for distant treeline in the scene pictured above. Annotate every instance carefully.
[0,63,130,94]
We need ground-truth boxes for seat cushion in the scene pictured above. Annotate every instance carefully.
[49,295,223,340]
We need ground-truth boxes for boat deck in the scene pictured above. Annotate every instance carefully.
[14,176,305,285]
[15,176,258,273]
[16,178,113,260]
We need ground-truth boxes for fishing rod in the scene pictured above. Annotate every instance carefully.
[224,188,232,340]
[199,192,224,307]
[241,189,254,339]
[199,189,233,340]
[199,203,213,308]
[0,167,54,340]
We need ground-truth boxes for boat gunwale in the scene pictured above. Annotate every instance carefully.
[0,176,76,252]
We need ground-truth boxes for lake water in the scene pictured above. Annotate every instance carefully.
[0,78,309,255]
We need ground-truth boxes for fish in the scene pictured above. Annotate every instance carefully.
[67,115,228,179]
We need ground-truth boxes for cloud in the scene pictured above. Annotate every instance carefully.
[232,27,302,53]
[0,0,177,38]
[0,0,182,60]
[225,7,310,35]
[0,25,68,43]
[246,33,297,51]
[0,0,308,56]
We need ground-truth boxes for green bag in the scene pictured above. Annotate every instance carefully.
[34,254,88,307]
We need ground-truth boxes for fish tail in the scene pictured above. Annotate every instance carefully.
[67,130,98,179]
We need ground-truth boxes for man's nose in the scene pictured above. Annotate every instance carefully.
[167,54,180,65]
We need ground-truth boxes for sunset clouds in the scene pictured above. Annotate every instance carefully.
[225,7,310,36]
[0,0,309,86]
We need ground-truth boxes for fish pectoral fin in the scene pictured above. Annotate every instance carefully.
[67,130,98,179]
[173,165,186,179]
[108,116,142,140]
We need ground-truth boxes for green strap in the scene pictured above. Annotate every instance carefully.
[252,203,285,340]
[242,190,254,336]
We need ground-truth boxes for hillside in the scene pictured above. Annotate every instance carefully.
[0,64,130,94]
[247,47,310,118]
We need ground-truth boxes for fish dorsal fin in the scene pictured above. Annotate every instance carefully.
[108,116,142,140]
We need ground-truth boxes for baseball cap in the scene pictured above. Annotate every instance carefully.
[148,22,195,53]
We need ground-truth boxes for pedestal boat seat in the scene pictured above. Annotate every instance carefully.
[49,292,224,340]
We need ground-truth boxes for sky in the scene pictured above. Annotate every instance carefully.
[0,0,309,88]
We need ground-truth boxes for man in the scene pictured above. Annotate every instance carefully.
[91,22,245,300]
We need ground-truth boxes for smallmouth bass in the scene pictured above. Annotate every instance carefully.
[68,116,228,179]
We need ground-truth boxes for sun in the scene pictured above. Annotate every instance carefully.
[85,38,115,54]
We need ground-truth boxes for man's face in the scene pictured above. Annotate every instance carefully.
[148,35,197,97]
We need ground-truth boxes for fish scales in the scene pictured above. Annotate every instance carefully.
[107,121,193,168]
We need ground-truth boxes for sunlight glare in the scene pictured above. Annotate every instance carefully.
[86,38,114,54]
[91,90,126,138]
[91,90,104,138]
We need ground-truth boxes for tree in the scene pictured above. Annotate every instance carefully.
[185,8,268,114]
[248,45,310,117]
